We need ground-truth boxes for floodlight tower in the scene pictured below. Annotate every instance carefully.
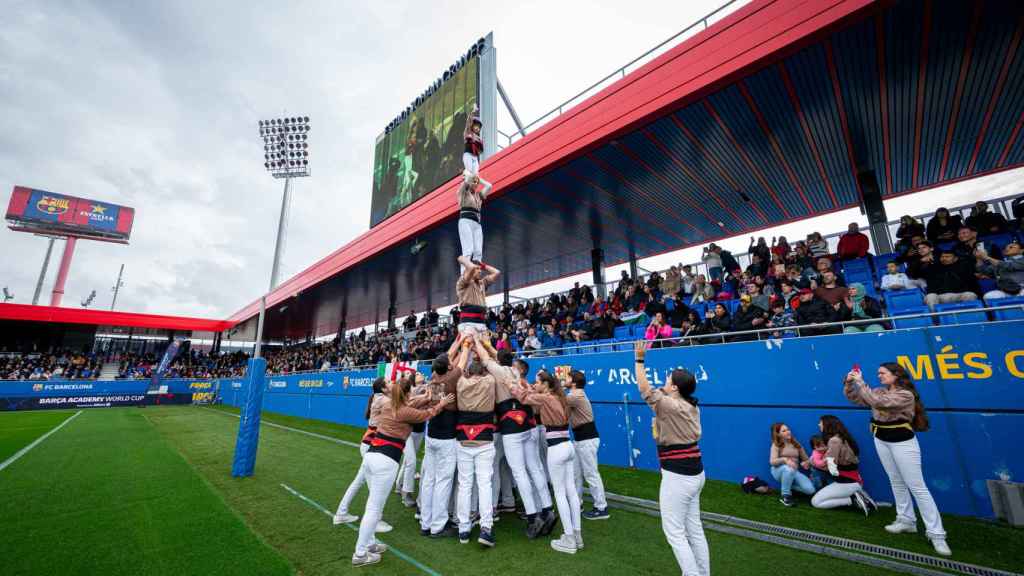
[254,116,311,357]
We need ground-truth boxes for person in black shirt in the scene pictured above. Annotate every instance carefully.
[926,208,962,243]
[954,226,1000,263]
[918,250,980,311]
[794,288,841,336]
[964,201,1008,235]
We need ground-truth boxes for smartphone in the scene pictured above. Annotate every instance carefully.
[977,241,985,253]
[852,363,861,374]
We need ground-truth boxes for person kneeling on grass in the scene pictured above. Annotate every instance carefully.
[633,342,710,576]
[810,415,877,517]
[769,422,816,507]
[352,375,454,567]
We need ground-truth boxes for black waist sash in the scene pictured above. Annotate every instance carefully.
[870,418,915,442]
[657,442,703,476]
[456,410,496,442]
[572,420,600,442]
[496,398,532,434]
[459,304,486,325]
[545,424,570,447]
[428,409,458,440]
[367,432,407,463]
[459,207,481,223]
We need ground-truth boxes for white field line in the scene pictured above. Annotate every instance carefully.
[0,410,83,472]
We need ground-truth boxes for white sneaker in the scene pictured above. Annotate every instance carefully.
[334,513,358,525]
[574,531,584,550]
[352,551,381,567]
[550,533,577,554]
[929,538,952,557]
[367,542,389,554]
[375,521,393,533]
[884,521,917,534]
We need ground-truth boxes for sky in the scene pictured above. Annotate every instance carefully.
[0,0,1018,324]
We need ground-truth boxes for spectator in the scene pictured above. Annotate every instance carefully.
[496,332,512,352]
[702,244,723,281]
[772,236,791,259]
[749,236,771,264]
[880,261,925,292]
[767,299,797,338]
[746,283,770,313]
[918,250,981,310]
[644,311,673,348]
[700,302,733,338]
[769,422,815,507]
[617,270,633,292]
[680,265,697,295]
[838,283,885,333]
[791,242,816,276]
[732,294,768,340]
[777,280,799,308]
[403,310,417,332]
[836,223,870,261]
[976,240,1024,299]
[807,232,830,259]
[814,271,848,306]
[964,201,1008,235]
[955,226,1000,263]
[644,290,667,319]
[808,435,831,490]
[814,257,845,287]
[719,245,741,276]
[523,328,542,354]
[746,253,768,279]
[794,288,840,336]
[894,215,926,254]
[427,307,440,326]
[925,207,962,243]
[689,275,714,305]
[662,266,681,298]
[539,323,563,353]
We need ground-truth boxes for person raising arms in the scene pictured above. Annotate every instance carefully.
[351,373,454,567]
[514,369,583,554]
[334,377,393,533]
[844,363,950,556]
[633,342,709,576]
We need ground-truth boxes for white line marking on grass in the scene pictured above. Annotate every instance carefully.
[0,410,83,473]
[201,407,362,448]
[279,483,442,576]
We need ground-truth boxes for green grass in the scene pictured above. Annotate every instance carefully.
[0,408,291,576]
[0,410,77,462]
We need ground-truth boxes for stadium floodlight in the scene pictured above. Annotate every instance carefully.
[2,287,13,302]
[81,289,96,308]
[253,114,312,358]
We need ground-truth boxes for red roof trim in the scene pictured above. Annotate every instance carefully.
[0,303,235,332]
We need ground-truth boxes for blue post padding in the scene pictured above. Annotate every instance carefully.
[231,358,267,477]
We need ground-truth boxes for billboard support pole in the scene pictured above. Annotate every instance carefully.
[32,237,56,305]
[49,236,77,307]
[496,78,525,137]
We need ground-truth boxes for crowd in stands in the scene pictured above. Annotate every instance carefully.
[117,349,250,379]
[0,349,103,380]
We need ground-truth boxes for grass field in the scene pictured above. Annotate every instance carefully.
[0,406,1019,575]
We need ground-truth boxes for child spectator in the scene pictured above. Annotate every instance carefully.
[808,435,831,490]
[768,299,796,338]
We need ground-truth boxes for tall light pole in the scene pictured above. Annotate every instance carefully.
[254,115,311,358]
[110,263,125,310]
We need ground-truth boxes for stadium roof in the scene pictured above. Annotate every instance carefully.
[230,0,1024,339]
[0,303,234,333]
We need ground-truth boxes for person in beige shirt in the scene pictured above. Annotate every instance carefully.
[769,422,815,507]
[457,172,492,269]
[633,341,709,576]
[334,378,393,531]
[455,257,499,339]
[565,370,609,519]
[454,337,498,547]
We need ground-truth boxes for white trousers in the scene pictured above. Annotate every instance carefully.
[458,218,483,264]
[490,433,516,509]
[397,431,423,494]
[811,481,861,509]
[354,453,398,556]
[874,437,946,538]
[660,469,710,576]
[574,437,608,509]
[457,442,495,532]
[336,443,369,516]
[463,152,479,175]
[419,436,457,533]
[547,441,581,537]
[497,430,539,514]
[524,427,553,509]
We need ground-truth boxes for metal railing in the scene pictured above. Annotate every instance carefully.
[495,0,744,149]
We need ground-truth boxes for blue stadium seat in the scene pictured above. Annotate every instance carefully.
[845,269,874,289]
[873,253,900,276]
[614,326,631,339]
[988,296,1024,320]
[938,241,956,252]
[724,299,740,315]
[935,301,988,325]
[842,257,871,276]
[690,302,706,318]
[892,306,934,329]
[665,298,676,312]
[884,289,924,313]
[979,278,998,294]
[980,233,1013,252]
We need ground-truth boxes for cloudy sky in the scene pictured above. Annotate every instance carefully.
[1,0,1017,321]
[0,0,753,318]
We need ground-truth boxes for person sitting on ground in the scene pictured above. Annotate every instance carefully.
[810,415,876,516]
[807,232,830,259]
[894,215,926,254]
[926,207,962,243]
[880,261,926,292]
[767,298,797,338]
[976,240,1024,299]
[965,201,1009,235]
[837,283,885,333]
[794,288,841,336]
[769,422,816,507]
[731,294,768,341]
[917,250,981,311]
[954,225,1000,263]
[645,311,674,349]
[808,435,831,490]
[837,223,870,261]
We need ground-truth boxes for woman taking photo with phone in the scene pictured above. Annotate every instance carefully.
[633,342,709,576]
[844,363,950,556]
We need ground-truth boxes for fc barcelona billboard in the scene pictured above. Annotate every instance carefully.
[5,186,134,242]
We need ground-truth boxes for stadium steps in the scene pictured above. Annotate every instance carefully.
[98,361,121,381]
